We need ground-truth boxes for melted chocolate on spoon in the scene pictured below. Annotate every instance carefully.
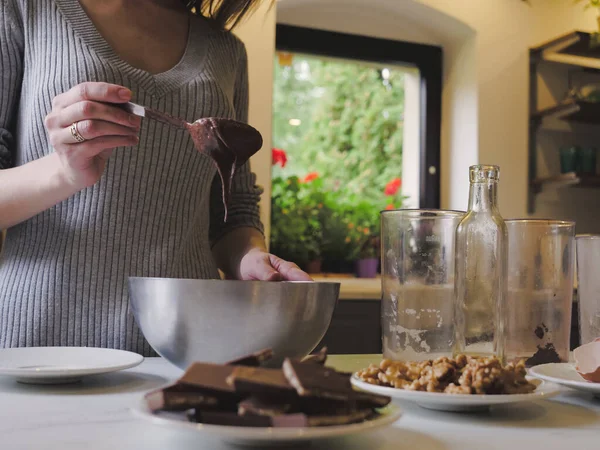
[116,103,263,222]
[185,118,263,222]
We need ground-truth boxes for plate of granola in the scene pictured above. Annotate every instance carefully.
[351,355,561,412]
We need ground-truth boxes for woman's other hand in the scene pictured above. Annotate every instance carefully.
[238,248,313,282]
[44,82,141,189]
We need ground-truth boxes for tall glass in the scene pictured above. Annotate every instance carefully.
[576,234,600,345]
[453,165,507,362]
[381,209,464,361]
[505,220,575,366]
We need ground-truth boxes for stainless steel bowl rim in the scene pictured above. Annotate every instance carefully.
[128,277,341,286]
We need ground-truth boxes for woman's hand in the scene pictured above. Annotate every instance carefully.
[238,248,313,282]
[44,82,141,190]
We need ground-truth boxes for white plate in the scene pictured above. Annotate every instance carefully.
[351,375,560,412]
[529,363,600,398]
[131,399,402,446]
[0,347,144,384]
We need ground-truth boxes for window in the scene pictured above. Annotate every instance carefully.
[270,25,442,275]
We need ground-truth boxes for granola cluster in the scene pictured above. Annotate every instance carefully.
[356,355,537,395]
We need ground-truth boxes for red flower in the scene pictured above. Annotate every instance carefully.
[385,204,395,210]
[272,148,288,168]
[302,172,319,183]
[384,178,402,196]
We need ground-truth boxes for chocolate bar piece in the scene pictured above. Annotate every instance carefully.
[283,359,391,408]
[189,410,309,428]
[238,395,293,417]
[146,383,220,412]
[301,347,328,365]
[226,366,296,395]
[189,410,373,428]
[178,363,236,393]
[283,358,351,400]
[226,349,273,367]
[307,409,374,427]
[238,393,362,418]
[353,391,391,408]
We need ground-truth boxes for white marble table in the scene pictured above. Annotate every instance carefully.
[1,355,599,450]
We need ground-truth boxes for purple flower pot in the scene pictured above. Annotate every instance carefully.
[355,258,379,278]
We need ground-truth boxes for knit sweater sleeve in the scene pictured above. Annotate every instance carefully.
[209,40,265,247]
[0,0,24,170]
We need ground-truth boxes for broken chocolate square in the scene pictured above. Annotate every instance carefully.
[238,395,294,417]
[189,410,309,428]
[145,383,220,412]
[282,358,352,400]
[282,358,391,408]
[226,366,296,396]
[179,362,236,393]
[301,347,328,366]
[306,409,375,427]
[226,349,274,367]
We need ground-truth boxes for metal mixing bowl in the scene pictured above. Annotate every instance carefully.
[128,277,340,370]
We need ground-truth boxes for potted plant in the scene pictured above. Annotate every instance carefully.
[270,176,323,273]
[319,195,353,274]
[344,199,381,278]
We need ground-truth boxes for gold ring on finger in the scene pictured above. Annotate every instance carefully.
[70,122,86,143]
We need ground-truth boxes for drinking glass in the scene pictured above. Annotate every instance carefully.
[505,220,575,366]
[381,209,464,361]
[576,234,600,345]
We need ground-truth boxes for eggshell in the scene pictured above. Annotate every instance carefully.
[573,340,600,383]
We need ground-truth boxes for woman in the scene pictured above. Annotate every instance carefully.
[0,0,310,355]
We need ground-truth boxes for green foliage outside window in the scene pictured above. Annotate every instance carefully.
[270,54,408,270]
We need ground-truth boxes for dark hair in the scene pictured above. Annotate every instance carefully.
[183,0,267,30]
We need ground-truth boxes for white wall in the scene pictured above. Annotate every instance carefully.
[239,0,600,234]
[233,2,277,240]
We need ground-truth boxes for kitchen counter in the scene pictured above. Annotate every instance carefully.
[311,275,381,300]
[1,355,598,450]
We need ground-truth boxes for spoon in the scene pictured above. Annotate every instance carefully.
[117,102,263,221]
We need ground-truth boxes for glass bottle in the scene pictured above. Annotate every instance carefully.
[453,165,507,362]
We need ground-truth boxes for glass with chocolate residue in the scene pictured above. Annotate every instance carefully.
[505,220,575,367]
[576,234,600,345]
[381,209,464,362]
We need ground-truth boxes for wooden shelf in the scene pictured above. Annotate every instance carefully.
[532,98,600,124]
[532,31,600,70]
[532,172,600,192]
[529,31,600,213]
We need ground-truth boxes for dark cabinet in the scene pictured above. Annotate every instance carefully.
[317,300,382,354]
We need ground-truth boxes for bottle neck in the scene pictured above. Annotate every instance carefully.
[468,181,498,212]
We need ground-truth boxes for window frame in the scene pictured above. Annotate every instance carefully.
[274,24,442,208]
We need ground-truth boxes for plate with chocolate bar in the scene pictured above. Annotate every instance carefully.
[131,349,402,446]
